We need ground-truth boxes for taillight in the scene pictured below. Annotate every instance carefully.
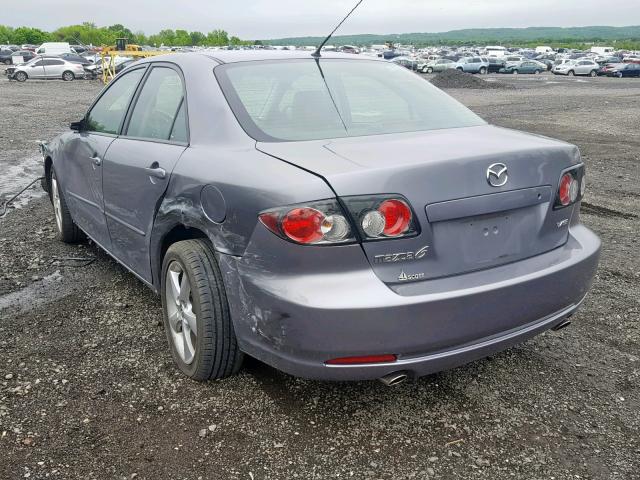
[259,200,355,245]
[554,165,585,209]
[342,195,418,240]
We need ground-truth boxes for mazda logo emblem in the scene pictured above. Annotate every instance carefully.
[486,163,508,187]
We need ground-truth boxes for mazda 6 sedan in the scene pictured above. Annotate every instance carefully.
[41,51,600,384]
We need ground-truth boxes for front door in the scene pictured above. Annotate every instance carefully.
[61,66,147,249]
[103,64,189,282]
[26,59,45,78]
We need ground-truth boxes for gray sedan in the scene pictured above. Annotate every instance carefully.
[42,52,600,384]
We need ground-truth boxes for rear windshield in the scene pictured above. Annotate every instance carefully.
[215,59,485,142]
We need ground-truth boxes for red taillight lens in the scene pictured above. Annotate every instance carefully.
[342,195,418,240]
[281,207,325,244]
[558,174,573,206]
[555,166,584,209]
[259,200,355,245]
[325,354,397,365]
[379,199,412,236]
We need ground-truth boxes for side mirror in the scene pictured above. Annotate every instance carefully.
[70,119,85,132]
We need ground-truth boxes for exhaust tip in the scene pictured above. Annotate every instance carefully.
[552,320,572,331]
[379,371,409,386]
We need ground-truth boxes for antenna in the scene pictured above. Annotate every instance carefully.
[312,0,364,58]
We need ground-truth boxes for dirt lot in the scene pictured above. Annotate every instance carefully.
[1,69,638,479]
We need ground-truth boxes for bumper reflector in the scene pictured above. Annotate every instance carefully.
[325,354,397,365]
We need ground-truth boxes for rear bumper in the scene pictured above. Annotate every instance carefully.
[220,224,600,381]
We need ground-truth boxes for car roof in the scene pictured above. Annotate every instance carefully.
[136,50,381,68]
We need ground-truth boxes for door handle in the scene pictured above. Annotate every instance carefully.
[145,166,166,179]
[89,155,102,166]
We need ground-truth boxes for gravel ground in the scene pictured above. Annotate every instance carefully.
[0,69,639,480]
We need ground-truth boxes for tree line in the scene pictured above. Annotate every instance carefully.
[0,23,252,47]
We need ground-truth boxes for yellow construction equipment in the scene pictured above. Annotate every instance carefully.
[100,38,169,83]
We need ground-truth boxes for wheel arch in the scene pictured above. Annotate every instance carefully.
[152,221,209,291]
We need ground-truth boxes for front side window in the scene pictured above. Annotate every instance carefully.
[85,68,145,134]
[216,59,485,142]
[126,67,185,141]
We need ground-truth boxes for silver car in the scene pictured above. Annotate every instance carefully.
[455,56,490,74]
[7,56,86,82]
[553,59,600,77]
[420,58,456,73]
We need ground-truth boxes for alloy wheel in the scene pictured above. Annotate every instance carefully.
[165,261,198,365]
[51,177,62,233]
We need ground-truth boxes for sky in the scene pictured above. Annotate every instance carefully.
[4,0,637,39]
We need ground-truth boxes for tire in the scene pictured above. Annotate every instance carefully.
[512,70,518,75]
[568,70,575,76]
[456,67,463,72]
[616,72,623,78]
[589,70,597,77]
[50,169,83,243]
[426,67,433,74]
[534,70,541,75]
[62,71,75,81]
[14,71,27,82]
[3,59,10,65]
[161,239,243,381]
[479,67,487,75]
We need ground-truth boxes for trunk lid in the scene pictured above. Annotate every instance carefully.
[257,125,581,285]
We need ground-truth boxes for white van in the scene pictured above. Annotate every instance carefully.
[590,46,614,55]
[35,42,75,55]
[535,46,554,54]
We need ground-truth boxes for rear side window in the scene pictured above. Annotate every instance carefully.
[44,59,63,66]
[126,67,185,141]
[85,68,144,134]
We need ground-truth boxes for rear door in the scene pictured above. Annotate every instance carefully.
[60,66,146,249]
[43,59,65,78]
[102,64,188,282]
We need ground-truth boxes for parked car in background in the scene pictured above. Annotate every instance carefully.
[486,57,505,73]
[598,63,622,76]
[0,49,13,64]
[11,50,37,64]
[6,56,86,82]
[41,51,600,383]
[60,53,94,65]
[500,60,545,74]
[504,55,525,68]
[455,56,489,74]
[35,42,75,56]
[0,49,35,64]
[552,59,599,76]
[420,58,456,73]
[391,56,419,71]
[607,63,640,78]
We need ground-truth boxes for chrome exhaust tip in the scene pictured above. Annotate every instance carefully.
[552,320,572,331]
[379,371,409,386]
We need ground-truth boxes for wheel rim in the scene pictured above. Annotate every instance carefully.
[63,72,73,81]
[17,72,26,81]
[166,261,197,365]
[51,177,62,233]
